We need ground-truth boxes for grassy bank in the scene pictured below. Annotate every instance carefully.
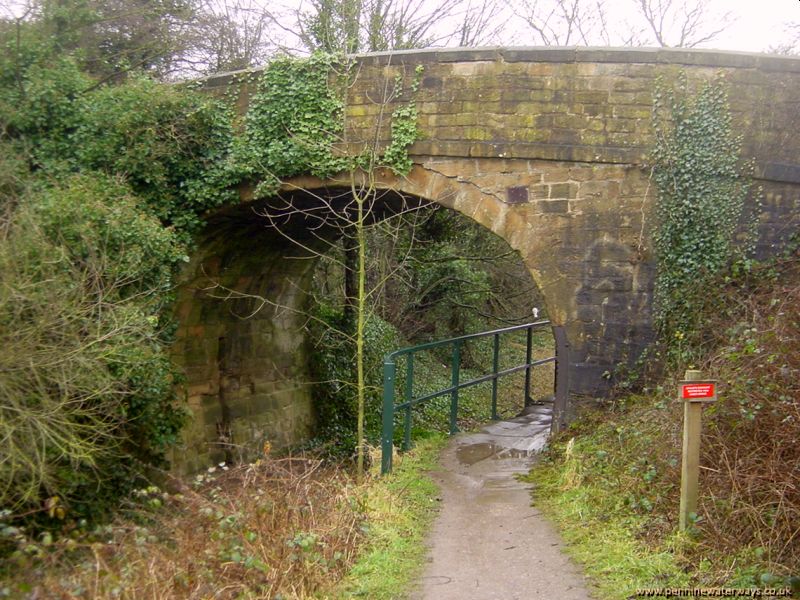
[525,403,691,600]
[527,256,800,598]
[329,434,447,599]
[0,436,446,599]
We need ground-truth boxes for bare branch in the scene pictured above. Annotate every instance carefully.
[767,21,800,55]
[510,0,611,47]
[632,0,733,48]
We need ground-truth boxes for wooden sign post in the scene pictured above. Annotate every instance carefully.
[678,369,717,532]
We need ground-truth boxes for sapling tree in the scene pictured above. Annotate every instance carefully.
[263,178,427,480]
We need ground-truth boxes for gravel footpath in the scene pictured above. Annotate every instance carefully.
[410,405,595,600]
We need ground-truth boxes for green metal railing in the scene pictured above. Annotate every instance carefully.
[381,320,570,474]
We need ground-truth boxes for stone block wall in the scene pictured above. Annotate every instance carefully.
[170,205,317,474]
[178,48,800,467]
[333,47,800,391]
[340,47,800,169]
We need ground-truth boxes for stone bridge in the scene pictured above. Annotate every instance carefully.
[171,47,800,472]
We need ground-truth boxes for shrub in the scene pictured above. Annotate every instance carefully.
[0,174,186,524]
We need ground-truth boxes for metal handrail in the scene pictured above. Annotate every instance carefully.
[381,320,566,474]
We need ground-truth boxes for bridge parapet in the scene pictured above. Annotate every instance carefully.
[203,46,800,181]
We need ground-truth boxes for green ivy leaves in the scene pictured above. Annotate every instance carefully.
[228,53,347,198]
[380,65,424,175]
[226,54,422,193]
[651,73,758,364]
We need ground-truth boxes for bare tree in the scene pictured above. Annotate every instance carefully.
[284,0,505,53]
[509,0,734,49]
[768,21,800,55]
[512,0,610,46]
[631,0,732,48]
[185,0,274,73]
[454,0,506,47]
[361,0,461,50]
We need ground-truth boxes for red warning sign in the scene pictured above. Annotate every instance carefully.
[681,382,716,400]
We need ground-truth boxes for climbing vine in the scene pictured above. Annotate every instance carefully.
[223,54,423,197]
[229,53,348,198]
[381,65,425,174]
[651,73,758,364]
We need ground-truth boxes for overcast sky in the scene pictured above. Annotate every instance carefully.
[500,0,800,53]
[2,0,799,55]
[690,0,798,52]
[267,0,800,55]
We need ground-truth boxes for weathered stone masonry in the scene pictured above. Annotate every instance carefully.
[172,47,800,472]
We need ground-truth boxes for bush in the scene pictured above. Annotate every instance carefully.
[0,54,236,239]
[697,257,800,572]
[0,174,186,525]
[0,49,236,528]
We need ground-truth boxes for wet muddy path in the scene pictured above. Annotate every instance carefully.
[411,404,594,600]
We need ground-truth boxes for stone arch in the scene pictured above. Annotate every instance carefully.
[170,201,322,473]
[176,46,800,471]
[293,159,658,396]
[194,46,800,408]
[279,166,563,322]
[170,169,551,472]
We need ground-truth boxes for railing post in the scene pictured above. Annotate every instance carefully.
[491,333,500,420]
[449,341,461,434]
[403,353,414,451]
[551,326,570,434]
[524,326,533,407]
[381,357,397,474]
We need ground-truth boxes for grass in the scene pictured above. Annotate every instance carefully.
[328,434,447,599]
[0,436,447,600]
[525,422,691,600]
[403,328,554,435]
[525,256,800,598]
[528,394,800,598]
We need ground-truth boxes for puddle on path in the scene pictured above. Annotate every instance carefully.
[456,442,495,465]
[455,442,529,466]
[415,402,593,600]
